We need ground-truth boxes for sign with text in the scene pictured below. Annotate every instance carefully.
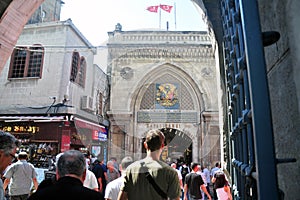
[1,125,39,134]
[92,127,107,141]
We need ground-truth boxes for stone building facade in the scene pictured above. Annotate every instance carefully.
[106,26,220,165]
[0,19,108,163]
[1,0,298,198]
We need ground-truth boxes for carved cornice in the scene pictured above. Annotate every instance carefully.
[107,31,214,62]
[107,31,211,45]
[108,46,213,62]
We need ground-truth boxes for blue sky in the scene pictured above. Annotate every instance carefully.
[60,0,207,46]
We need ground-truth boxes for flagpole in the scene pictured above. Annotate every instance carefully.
[159,5,161,29]
[174,2,177,30]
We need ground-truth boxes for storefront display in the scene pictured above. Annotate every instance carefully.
[0,116,108,168]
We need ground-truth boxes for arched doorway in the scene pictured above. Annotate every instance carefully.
[142,128,192,165]
[108,31,220,164]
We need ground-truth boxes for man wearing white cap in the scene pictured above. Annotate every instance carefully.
[3,151,38,200]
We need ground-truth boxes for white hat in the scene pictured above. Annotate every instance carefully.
[17,151,28,158]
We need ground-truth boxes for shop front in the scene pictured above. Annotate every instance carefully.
[74,117,108,162]
[0,119,61,168]
[0,115,108,167]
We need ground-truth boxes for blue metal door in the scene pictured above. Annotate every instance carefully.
[221,0,279,199]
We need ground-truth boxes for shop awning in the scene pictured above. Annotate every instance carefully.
[74,118,105,129]
[74,118,107,141]
[0,116,65,122]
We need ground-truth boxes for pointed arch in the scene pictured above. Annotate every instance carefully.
[129,62,206,114]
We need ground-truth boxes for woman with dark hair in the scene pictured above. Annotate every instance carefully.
[212,172,232,200]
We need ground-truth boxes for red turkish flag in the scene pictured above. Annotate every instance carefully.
[146,5,159,13]
[160,4,173,13]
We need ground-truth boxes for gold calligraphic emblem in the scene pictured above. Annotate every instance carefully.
[156,83,179,108]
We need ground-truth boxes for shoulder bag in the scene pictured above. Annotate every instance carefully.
[140,161,167,199]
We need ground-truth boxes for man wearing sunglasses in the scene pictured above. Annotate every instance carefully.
[0,131,18,200]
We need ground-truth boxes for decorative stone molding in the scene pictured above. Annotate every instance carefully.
[137,111,198,123]
[108,46,213,62]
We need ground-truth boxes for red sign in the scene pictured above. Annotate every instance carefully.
[74,118,107,141]
[92,127,107,141]
[61,130,70,152]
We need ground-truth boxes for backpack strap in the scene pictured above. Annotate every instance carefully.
[140,161,167,199]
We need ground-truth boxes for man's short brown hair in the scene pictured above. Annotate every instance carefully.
[145,129,165,152]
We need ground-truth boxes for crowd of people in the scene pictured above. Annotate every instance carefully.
[0,130,232,200]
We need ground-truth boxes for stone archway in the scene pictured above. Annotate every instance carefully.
[131,63,204,162]
[161,128,193,164]
[107,30,220,164]
[140,128,193,164]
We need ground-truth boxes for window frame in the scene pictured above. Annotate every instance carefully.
[70,51,80,82]
[78,56,86,87]
[70,51,86,88]
[8,44,44,79]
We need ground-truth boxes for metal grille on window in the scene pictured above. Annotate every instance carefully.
[10,45,44,78]
[78,57,86,87]
[140,83,155,109]
[28,46,43,77]
[70,52,79,82]
[11,47,27,78]
[181,84,194,110]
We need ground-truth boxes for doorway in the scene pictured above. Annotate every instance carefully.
[142,128,192,164]
[161,128,192,164]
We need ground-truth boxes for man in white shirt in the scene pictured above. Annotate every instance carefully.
[3,152,38,200]
[84,168,99,191]
[104,156,133,200]
[171,163,183,199]
[83,153,98,191]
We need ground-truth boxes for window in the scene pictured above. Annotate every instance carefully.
[8,45,44,79]
[70,51,86,87]
[78,57,86,87]
[70,52,79,82]
[98,92,103,115]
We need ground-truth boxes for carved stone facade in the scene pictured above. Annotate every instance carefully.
[107,28,220,165]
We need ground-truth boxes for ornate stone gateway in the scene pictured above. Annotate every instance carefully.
[106,25,220,165]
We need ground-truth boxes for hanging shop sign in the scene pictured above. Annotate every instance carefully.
[2,125,40,134]
[61,130,70,152]
[92,127,107,141]
[74,118,107,141]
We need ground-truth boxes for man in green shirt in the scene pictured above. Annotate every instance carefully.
[117,129,181,200]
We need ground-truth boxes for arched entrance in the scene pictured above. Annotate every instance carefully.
[142,128,193,165]
[107,31,220,165]
[161,128,192,165]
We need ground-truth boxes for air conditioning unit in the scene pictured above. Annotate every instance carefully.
[81,96,93,111]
